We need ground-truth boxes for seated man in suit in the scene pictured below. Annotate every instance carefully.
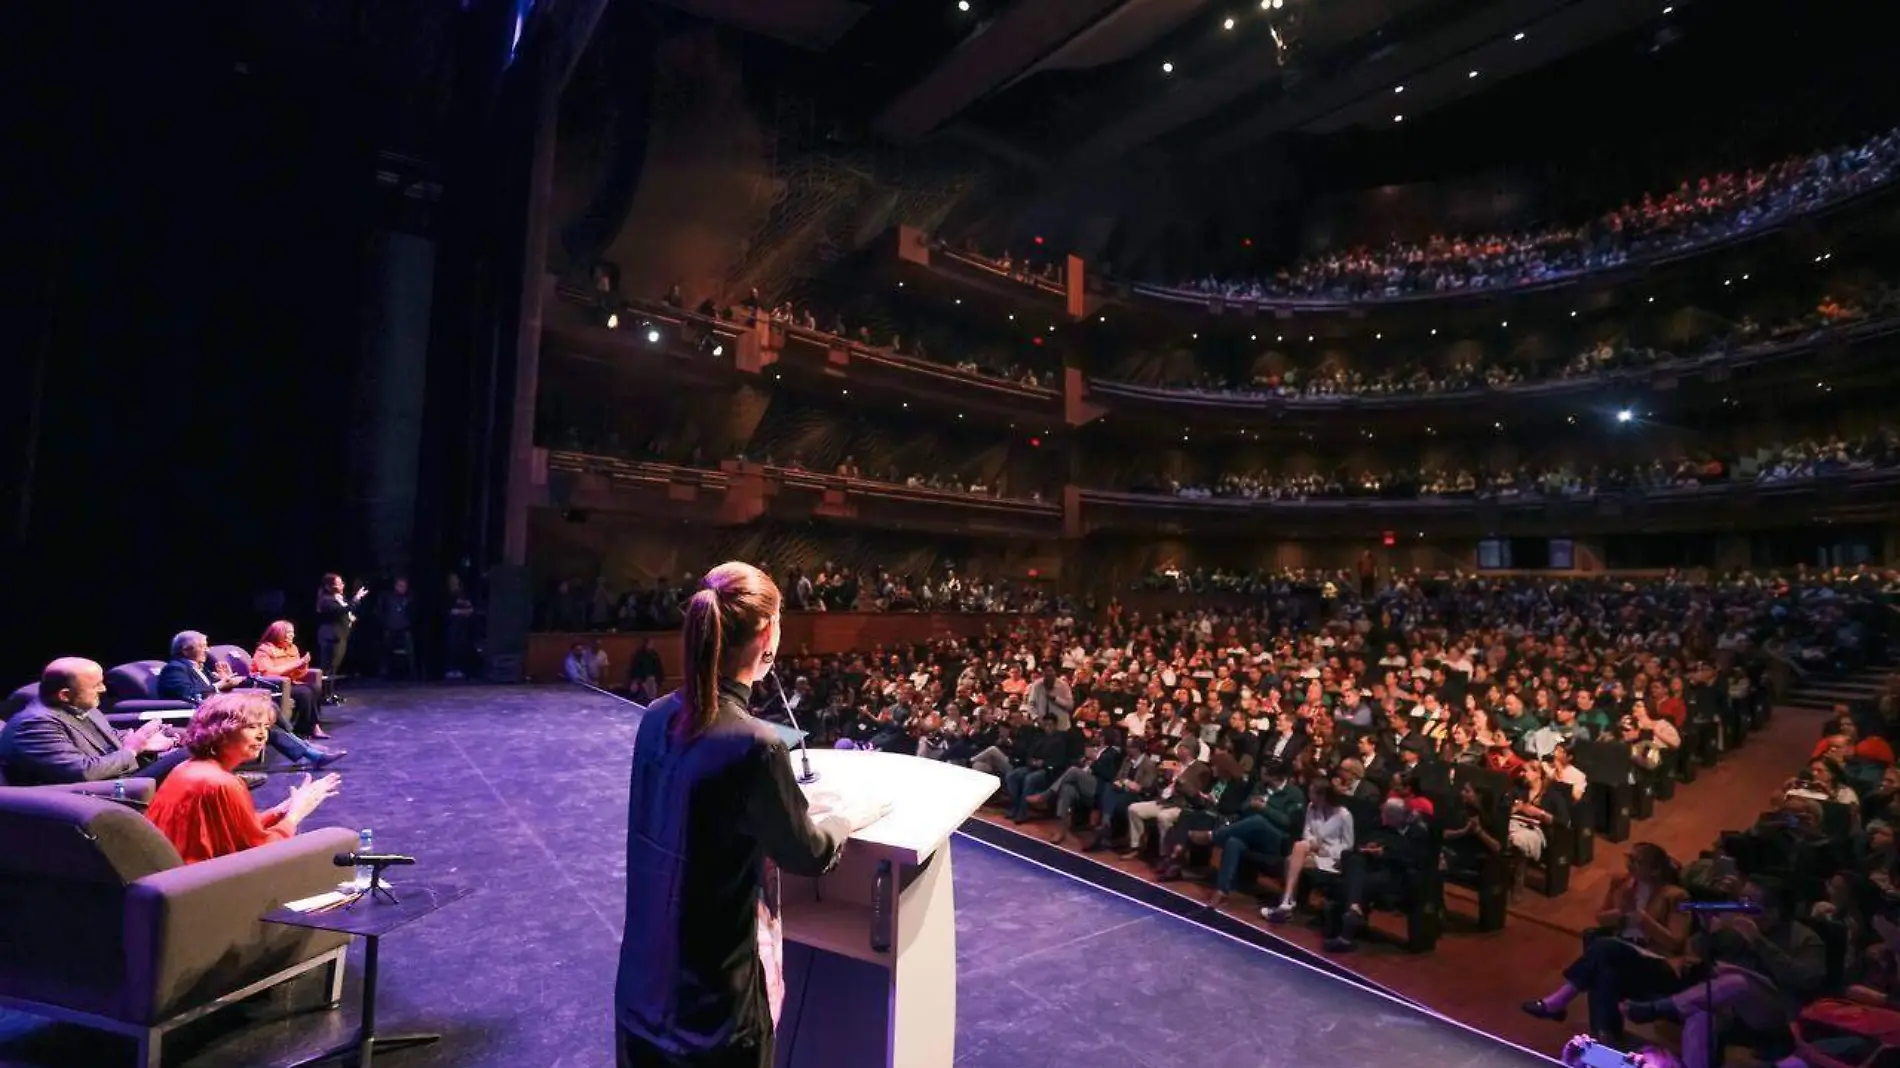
[0,657,211,787]
[157,631,345,770]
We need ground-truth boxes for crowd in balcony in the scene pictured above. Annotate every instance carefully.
[1138,429,1900,503]
[538,564,1067,630]
[784,563,1069,615]
[1113,285,1900,402]
[1164,126,1900,303]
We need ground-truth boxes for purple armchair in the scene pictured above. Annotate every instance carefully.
[0,788,354,1068]
[101,661,195,728]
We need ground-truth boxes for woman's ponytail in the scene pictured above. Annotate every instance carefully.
[680,589,724,739]
[675,562,783,740]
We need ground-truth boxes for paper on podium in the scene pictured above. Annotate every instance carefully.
[795,749,997,866]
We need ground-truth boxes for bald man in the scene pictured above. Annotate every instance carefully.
[0,657,203,787]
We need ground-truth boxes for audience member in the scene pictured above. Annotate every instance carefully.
[145,692,343,864]
[0,657,194,787]
[156,630,344,770]
[251,619,329,739]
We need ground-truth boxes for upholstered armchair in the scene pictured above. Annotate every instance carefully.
[101,661,195,728]
[0,788,354,1068]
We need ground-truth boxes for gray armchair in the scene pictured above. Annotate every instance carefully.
[0,788,355,1067]
[101,661,196,728]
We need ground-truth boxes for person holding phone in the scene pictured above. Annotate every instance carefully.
[615,562,887,1068]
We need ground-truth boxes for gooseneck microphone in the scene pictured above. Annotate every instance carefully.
[333,852,418,868]
[767,670,819,785]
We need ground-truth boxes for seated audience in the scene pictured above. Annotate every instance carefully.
[1320,797,1431,952]
[1122,741,1211,859]
[146,692,343,863]
[0,657,193,786]
[250,620,328,739]
[1262,779,1355,923]
[1621,878,1825,1068]
[1522,842,1692,1042]
[157,630,345,769]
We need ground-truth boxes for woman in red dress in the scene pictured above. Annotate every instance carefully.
[146,692,341,864]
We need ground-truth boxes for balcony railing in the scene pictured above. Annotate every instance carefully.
[1082,467,1900,514]
[1087,314,1900,413]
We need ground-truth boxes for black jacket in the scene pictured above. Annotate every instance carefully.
[616,679,851,1055]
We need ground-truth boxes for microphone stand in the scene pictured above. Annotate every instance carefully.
[345,859,404,909]
[768,671,819,785]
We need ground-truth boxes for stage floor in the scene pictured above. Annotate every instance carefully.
[0,685,1553,1068]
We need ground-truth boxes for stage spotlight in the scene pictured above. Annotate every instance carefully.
[1271,0,1282,8]
[1617,409,1633,423]
[1513,30,1526,41]
[1469,69,1479,78]
[1393,114,1404,123]
[646,328,661,344]
[712,344,724,357]
[605,312,619,329]
[1223,17,1235,30]
[1394,85,1405,94]
[957,0,970,10]
[1161,61,1174,74]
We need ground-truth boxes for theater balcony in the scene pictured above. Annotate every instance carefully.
[532,450,1061,540]
[1079,312,1900,429]
[763,318,1061,427]
[1124,157,1900,315]
[544,286,752,386]
[1070,469,1900,539]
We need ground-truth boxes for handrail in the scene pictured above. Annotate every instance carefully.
[1088,314,1900,412]
[751,463,1061,514]
[1081,468,1900,511]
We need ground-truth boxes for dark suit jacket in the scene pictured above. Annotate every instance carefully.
[616,679,850,1054]
[156,659,218,704]
[1260,729,1307,768]
[316,592,356,640]
[0,700,139,784]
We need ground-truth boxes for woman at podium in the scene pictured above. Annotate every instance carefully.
[615,561,881,1068]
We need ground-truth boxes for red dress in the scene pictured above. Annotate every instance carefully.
[147,759,294,863]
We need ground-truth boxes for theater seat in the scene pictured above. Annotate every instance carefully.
[0,788,353,1068]
[0,683,34,723]
[102,661,194,729]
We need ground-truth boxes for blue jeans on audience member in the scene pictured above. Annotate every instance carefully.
[1212,814,1288,894]
[1005,766,1050,820]
[1096,785,1136,837]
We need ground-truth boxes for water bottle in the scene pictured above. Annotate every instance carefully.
[354,829,374,890]
[870,860,893,954]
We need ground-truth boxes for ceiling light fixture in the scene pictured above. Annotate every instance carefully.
[1393,114,1404,123]
[1513,31,1526,41]
[1161,61,1174,74]
[1468,69,1479,78]
[1223,16,1235,30]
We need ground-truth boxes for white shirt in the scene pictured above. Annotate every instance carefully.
[1302,804,1355,868]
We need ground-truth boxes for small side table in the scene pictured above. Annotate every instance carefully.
[263,877,472,1068]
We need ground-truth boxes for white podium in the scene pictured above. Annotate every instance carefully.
[774,749,997,1068]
